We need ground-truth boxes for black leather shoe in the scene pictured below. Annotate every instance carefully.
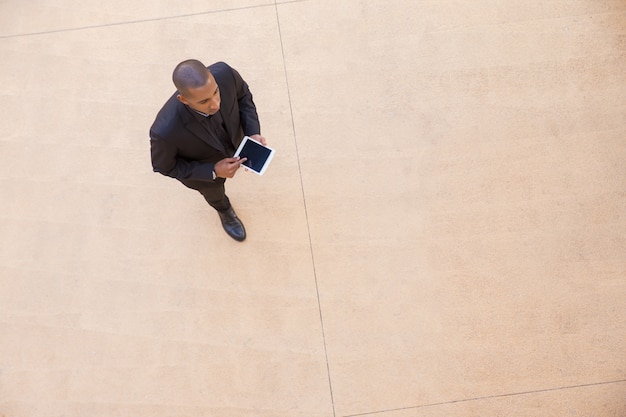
[218,207,246,241]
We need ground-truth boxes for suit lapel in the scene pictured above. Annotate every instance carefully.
[180,106,226,154]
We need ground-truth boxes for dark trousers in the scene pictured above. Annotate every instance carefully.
[180,177,231,212]
[198,178,231,212]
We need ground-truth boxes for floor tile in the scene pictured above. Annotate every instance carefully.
[278,0,626,415]
[1,1,625,416]
[0,4,332,417]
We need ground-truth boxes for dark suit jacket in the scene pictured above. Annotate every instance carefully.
[149,62,260,191]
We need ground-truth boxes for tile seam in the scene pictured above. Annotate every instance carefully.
[0,3,276,39]
[273,1,336,416]
[342,378,626,417]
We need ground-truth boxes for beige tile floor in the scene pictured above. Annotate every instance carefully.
[1,1,625,416]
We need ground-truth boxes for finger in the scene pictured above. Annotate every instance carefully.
[226,157,243,166]
[220,158,237,165]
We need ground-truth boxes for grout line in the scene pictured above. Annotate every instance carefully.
[0,0,312,39]
[0,3,272,39]
[273,2,336,417]
[343,379,626,417]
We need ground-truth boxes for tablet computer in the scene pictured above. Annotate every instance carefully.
[234,136,275,175]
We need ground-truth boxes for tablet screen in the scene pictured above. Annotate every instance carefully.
[238,138,272,173]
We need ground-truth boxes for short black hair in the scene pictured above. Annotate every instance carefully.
[172,59,210,96]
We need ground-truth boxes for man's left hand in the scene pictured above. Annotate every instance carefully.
[250,134,267,146]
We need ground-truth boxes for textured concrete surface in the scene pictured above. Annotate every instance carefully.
[1,1,625,416]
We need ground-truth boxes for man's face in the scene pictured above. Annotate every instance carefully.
[177,71,221,116]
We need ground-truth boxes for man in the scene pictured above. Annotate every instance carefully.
[150,60,266,241]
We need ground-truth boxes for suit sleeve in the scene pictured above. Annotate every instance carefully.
[228,65,261,136]
[150,131,215,182]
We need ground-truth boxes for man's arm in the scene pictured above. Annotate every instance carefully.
[150,133,216,181]
[150,133,247,180]
[228,65,261,136]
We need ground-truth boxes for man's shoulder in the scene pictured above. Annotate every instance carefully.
[150,92,187,138]
[208,61,238,84]
[208,61,232,73]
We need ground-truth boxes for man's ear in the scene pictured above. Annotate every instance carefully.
[176,94,188,105]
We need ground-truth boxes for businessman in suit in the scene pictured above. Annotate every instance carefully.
[150,60,266,241]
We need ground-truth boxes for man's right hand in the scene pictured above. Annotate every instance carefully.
[214,156,247,179]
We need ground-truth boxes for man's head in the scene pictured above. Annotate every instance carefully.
[173,59,221,116]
